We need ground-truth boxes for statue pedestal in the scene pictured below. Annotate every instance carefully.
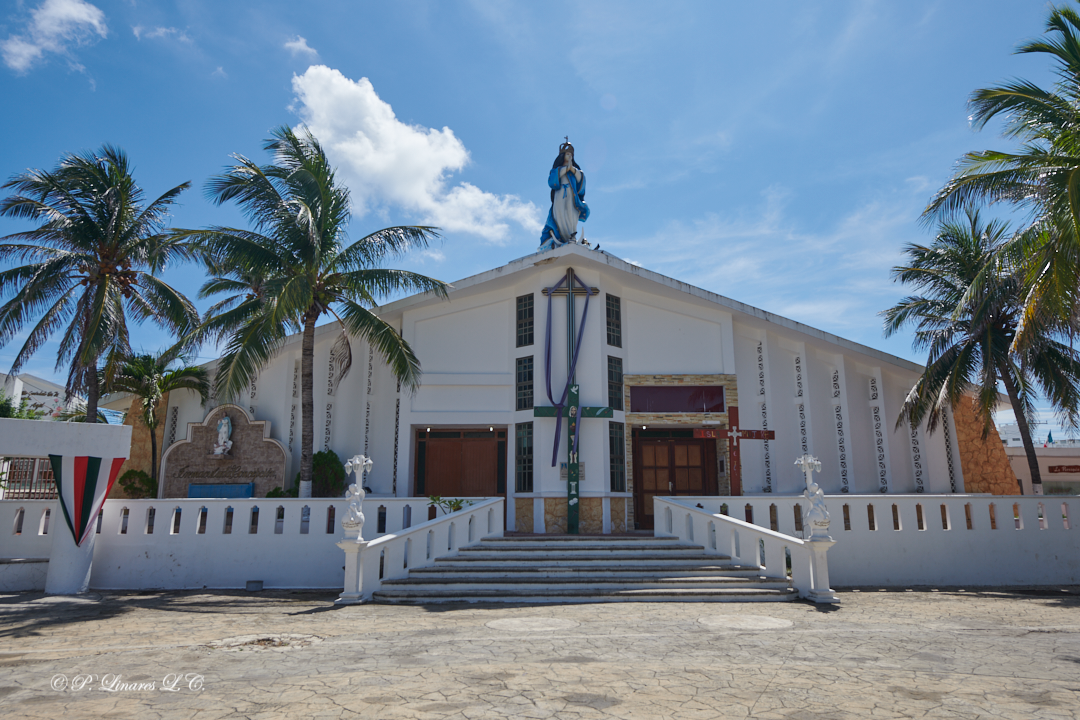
[805,539,840,604]
[336,537,369,605]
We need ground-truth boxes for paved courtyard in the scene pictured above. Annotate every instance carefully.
[0,588,1078,719]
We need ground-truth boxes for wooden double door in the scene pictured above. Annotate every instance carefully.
[632,430,718,530]
[414,429,507,498]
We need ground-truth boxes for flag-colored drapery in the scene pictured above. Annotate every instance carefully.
[49,455,126,547]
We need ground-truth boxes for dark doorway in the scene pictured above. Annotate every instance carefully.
[632,429,718,530]
[414,429,507,499]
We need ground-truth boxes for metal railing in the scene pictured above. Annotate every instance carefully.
[0,457,57,499]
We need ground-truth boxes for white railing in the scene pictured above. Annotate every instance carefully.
[653,497,837,602]
[0,500,55,559]
[0,496,488,591]
[670,495,1080,586]
[339,497,504,603]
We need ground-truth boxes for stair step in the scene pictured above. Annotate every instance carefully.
[408,565,761,577]
[372,587,798,604]
[462,542,707,552]
[434,557,738,565]
[380,576,788,590]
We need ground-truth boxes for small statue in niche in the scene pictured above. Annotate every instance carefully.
[212,415,233,456]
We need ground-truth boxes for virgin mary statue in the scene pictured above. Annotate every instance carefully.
[539,141,590,251]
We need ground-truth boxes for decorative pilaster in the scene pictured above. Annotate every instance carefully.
[831,362,850,494]
[756,340,773,493]
[869,374,891,493]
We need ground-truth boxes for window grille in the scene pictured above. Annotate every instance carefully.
[609,422,626,492]
[516,356,534,411]
[607,356,623,411]
[516,294,534,347]
[515,422,534,492]
[606,294,622,347]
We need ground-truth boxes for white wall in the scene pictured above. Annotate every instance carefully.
[679,495,1080,586]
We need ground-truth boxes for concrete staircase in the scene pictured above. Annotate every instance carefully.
[371,534,797,604]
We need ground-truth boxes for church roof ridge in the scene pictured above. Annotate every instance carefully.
[377,243,924,374]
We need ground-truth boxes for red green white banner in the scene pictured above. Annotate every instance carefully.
[49,455,126,547]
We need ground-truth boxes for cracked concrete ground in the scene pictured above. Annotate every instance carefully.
[0,588,1078,719]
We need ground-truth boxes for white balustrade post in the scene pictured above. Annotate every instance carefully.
[805,539,839,603]
[794,453,840,604]
[336,456,373,605]
[336,536,369,605]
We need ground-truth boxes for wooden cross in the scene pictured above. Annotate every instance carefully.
[694,407,774,495]
[534,267,611,534]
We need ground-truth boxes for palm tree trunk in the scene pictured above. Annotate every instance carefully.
[85,360,100,424]
[149,419,158,491]
[998,362,1042,494]
[299,313,317,499]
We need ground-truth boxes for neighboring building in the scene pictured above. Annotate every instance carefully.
[998,422,1080,449]
[1005,446,1080,495]
[0,372,77,417]
[109,244,1018,532]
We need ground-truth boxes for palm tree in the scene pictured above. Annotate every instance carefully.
[107,345,210,483]
[180,126,448,497]
[922,3,1080,341]
[0,145,198,422]
[883,208,1080,494]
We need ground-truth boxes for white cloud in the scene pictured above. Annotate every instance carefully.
[212,66,226,79]
[1,0,107,72]
[284,35,318,58]
[133,25,191,43]
[291,65,541,243]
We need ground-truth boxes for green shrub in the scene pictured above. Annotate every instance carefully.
[267,485,299,498]
[292,450,347,498]
[118,469,156,499]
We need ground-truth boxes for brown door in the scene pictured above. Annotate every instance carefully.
[415,430,506,500]
[632,432,717,530]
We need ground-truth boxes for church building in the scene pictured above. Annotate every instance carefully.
[136,241,1009,534]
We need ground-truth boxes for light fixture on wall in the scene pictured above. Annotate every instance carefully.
[426,427,431,432]
[489,426,493,431]
[642,425,647,430]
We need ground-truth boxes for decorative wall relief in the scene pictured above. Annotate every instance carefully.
[941,407,957,492]
[869,376,889,493]
[248,377,257,417]
[393,379,401,495]
[832,369,850,493]
[166,406,178,449]
[909,422,925,493]
[794,355,808,454]
[363,345,373,458]
[324,403,333,451]
[757,342,772,493]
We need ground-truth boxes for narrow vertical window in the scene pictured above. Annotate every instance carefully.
[516,356,534,411]
[609,422,626,492]
[515,422,534,492]
[516,294,534,347]
[606,294,622,347]
[607,356,623,411]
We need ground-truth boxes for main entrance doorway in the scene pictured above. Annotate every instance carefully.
[414,429,507,499]
[632,429,718,530]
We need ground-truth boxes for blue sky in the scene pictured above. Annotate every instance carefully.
[0,0,1067,435]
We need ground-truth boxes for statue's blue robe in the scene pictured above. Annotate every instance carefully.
[539,167,589,250]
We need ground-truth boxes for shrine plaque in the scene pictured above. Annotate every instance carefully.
[159,404,287,498]
[1049,465,1080,474]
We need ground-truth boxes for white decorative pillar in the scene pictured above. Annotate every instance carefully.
[795,453,840,604]
[44,526,96,595]
[337,455,374,604]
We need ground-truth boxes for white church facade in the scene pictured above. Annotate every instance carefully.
[147,243,968,534]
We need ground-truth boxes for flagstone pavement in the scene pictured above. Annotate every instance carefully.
[0,588,1078,719]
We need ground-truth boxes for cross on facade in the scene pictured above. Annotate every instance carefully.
[694,406,775,495]
[533,267,612,534]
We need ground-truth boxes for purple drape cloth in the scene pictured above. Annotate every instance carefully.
[544,274,595,466]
